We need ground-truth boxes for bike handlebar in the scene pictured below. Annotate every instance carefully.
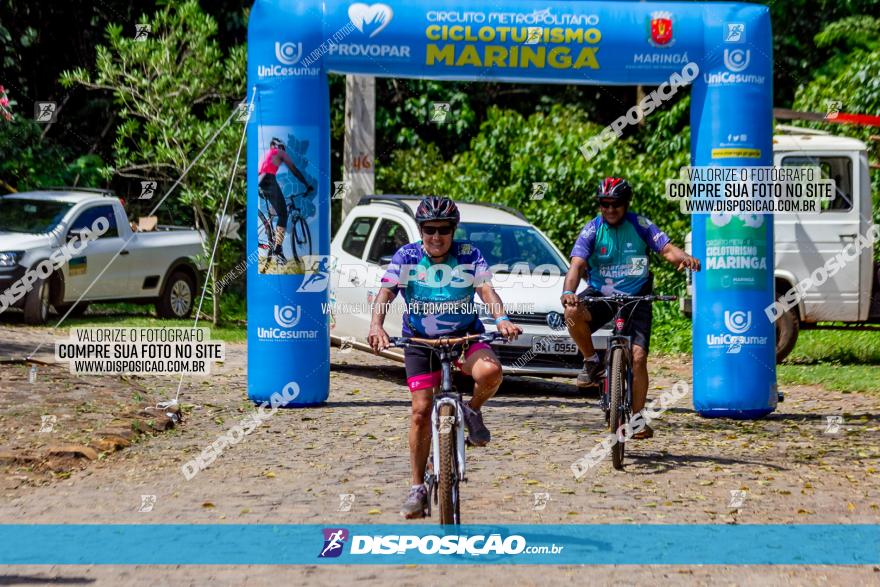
[576,294,677,304]
[389,331,505,349]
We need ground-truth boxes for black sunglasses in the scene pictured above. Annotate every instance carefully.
[599,200,625,209]
[421,225,454,236]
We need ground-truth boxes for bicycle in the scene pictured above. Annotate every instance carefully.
[388,331,506,525]
[257,184,314,269]
[549,294,676,470]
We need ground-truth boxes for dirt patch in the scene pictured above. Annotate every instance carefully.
[0,357,179,489]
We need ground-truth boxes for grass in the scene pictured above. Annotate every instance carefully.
[651,310,880,392]
[777,363,880,393]
[778,325,880,393]
[59,301,247,343]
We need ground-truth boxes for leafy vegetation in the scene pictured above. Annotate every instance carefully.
[60,1,247,323]
[2,2,880,381]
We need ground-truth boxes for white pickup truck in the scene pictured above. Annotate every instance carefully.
[683,129,880,361]
[0,188,205,324]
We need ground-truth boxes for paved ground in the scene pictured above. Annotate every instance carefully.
[0,324,878,584]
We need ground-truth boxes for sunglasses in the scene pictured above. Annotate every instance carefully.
[421,225,454,236]
[599,200,625,209]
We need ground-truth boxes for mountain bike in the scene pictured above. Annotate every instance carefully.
[549,294,676,470]
[256,184,314,269]
[388,331,506,525]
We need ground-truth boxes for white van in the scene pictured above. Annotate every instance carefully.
[683,128,879,361]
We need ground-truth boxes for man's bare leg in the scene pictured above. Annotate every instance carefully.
[460,349,503,410]
[564,302,596,358]
[409,389,434,485]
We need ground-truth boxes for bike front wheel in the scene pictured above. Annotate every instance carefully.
[609,347,627,470]
[257,209,275,270]
[437,402,459,525]
[289,216,311,263]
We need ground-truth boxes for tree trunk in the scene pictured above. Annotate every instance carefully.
[636,85,646,127]
[343,75,376,219]
[192,203,217,324]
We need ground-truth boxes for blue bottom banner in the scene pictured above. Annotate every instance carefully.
[3,524,878,565]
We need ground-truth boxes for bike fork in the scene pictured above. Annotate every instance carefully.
[427,397,466,518]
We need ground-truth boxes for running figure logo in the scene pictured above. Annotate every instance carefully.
[139,181,157,200]
[333,181,351,200]
[137,495,157,512]
[297,256,332,292]
[134,24,151,41]
[318,528,349,558]
[530,182,548,200]
[724,23,745,43]
[430,102,450,124]
[824,415,844,434]
[34,102,57,123]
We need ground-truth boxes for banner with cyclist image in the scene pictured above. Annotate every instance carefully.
[255,125,320,274]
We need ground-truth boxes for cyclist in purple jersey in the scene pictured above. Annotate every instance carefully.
[368,196,521,518]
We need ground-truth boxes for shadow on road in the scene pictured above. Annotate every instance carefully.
[0,339,43,359]
[624,450,788,474]
[0,575,96,585]
[320,400,412,409]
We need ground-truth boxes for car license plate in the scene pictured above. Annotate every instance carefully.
[532,339,579,355]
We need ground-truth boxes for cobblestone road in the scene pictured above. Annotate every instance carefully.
[1,325,878,584]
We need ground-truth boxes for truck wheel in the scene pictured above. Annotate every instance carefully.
[23,277,51,325]
[775,297,799,363]
[156,271,195,319]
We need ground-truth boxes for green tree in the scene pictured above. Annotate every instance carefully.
[793,14,880,228]
[60,1,247,324]
[378,99,693,296]
[0,84,105,192]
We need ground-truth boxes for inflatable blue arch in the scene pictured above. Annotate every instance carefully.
[247,1,777,419]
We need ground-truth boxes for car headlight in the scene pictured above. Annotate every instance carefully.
[0,251,24,267]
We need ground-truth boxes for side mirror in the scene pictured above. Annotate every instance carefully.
[379,255,393,267]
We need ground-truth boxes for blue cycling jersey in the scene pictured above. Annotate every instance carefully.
[570,212,670,294]
[380,241,491,337]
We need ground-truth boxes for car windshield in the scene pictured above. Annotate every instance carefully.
[455,222,567,272]
[0,198,74,233]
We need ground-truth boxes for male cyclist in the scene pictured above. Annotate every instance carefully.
[367,196,522,518]
[258,137,313,265]
[561,178,700,439]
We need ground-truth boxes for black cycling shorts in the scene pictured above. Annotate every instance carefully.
[580,279,653,354]
[403,336,493,392]
[259,175,287,228]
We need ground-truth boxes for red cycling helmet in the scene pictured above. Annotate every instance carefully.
[596,177,633,202]
[415,196,460,226]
